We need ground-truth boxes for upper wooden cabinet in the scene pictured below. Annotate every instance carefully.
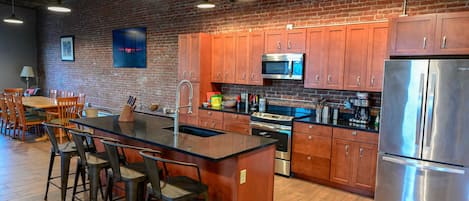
[248,32,266,85]
[389,11,469,56]
[178,33,211,82]
[235,33,250,84]
[323,26,347,90]
[304,27,326,88]
[265,29,306,53]
[344,23,388,91]
[211,34,225,83]
[212,34,240,84]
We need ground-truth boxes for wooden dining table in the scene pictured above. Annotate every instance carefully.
[22,96,57,110]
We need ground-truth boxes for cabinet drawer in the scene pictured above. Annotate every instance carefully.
[223,113,249,123]
[293,122,332,137]
[293,132,332,159]
[292,152,331,181]
[223,124,250,135]
[332,128,378,144]
[198,119,223,130]
[198,110,223,120]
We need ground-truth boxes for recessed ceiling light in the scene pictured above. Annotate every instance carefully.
[3,0,23,24]
[197,1,215,9]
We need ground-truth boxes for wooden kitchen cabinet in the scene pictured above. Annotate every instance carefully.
[223,113,250,134]
[330,128,378,191]
[434,12,469,55]
[265,29,306,53]
[235,33,250,84]
[211,34,224,83]
[248,32,266,85]
[344,24,369,91]
[178,33,211,82]
[198,110,223,130]
[304,27,326,89]
[365,23,388,91]
[292,123,332,181]
[211,34,236,84]
[324,26,346,90]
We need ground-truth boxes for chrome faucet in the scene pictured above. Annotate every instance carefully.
[174,79,193,135]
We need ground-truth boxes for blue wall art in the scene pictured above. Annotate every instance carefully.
[112,27,147,68]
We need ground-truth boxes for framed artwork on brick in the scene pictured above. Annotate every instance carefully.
[60,35,75,61]
[112,27,147,68]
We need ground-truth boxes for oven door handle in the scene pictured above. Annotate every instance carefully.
[250,122,290,134]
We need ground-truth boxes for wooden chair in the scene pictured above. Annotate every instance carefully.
[140,150,209,201]
[14,96,45,141]
[59,90,75,97]
[0,94,9,135]
[4,88,24,96]
[4,94,17,137]
[49,97,78,143]
[49,89,58,98]
[76,93,86,118]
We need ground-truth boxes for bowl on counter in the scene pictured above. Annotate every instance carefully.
[222,100,237,108]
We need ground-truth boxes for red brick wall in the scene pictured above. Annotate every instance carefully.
[37,0,469,111]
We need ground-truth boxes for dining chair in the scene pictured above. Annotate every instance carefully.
[60,90,75,97]
[76,93,86,118]
[49,89,58,98]
[4,94,17,137]
[140,150,209,201]
[0,94,9,135]
[14,96,45,141]
[49,96,79,143]
[4,88,24,96]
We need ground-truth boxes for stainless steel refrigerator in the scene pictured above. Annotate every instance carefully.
[375,59,469,201]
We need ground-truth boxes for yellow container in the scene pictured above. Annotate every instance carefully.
[210,95,222,107]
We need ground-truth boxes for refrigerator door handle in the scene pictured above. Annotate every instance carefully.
[424,73,437,147]
[382,156,465,175]
[415,73,425,147]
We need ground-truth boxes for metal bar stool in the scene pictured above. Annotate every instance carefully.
[43,122,86,201]
[101,140,160,201]
[139,150,209,201]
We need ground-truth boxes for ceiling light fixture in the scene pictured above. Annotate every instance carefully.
[197,1,215,9]
[3,0,23,24]
[47,0,71,13]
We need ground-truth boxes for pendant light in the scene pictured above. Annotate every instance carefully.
[47,0,71,13]
[3,0,23,24]
[197,0,215,9]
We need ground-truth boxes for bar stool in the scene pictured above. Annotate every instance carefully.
[101,140,159,201]
[69,130,122,201]
[43,122,86,201]
[140,150,209,201]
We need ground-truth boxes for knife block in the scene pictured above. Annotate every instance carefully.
[118,104,135,122]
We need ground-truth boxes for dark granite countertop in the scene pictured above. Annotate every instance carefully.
[295,116,379,133]
[199,106,251,115]
[71,113,276,161]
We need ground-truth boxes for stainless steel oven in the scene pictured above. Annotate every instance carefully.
[250,112,294,176]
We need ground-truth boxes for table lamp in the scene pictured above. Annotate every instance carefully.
[20,66,35,89]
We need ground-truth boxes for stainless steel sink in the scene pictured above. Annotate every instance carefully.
[163,125,224,137]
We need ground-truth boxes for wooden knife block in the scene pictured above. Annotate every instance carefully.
[118,104,135,122]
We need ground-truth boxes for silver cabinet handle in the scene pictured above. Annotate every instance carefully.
[359,148,363,158]
[415,73,425,147]
[307,156,311,160]
[242,73,246,80]
[211,122,215,128]
[356,76,361,86]
[441,36,447,49]
[371,76,375,86]
[208,111,212,115]
[251,74,255,80]
[327,75,332,82]
[308,135,312,140]
[351,131,357,136]
[287,40,292,49]
[315,74,320,81]
[225,73,228,80]
[308,125,313,129]
[182,71,187,79]
[382,156,465,175]
[277,41,281,49]
[345,145,349,156]
[189,71,193,79]
[423,37,427,49]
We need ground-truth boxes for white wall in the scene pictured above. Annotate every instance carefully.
[0,3,37,90]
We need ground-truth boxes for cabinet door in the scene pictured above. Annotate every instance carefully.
[179,83,199,125]
[344,24,369,91]
[189,34,200,82]
[388,15,436,55]
[265,31,284,53]
[324,26,346,90]
[211,35,224,82]
[352,143,377,190]
[223,34,236,84]
[286,29,306,53]
[434,12,469,55]
[330,138,354,185]
[249,32,265,85]
[235,33,250,84]
[365,23,388,92]
[304,27,326,88]
[178,34,190,81]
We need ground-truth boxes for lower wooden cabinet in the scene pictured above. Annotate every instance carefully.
[198,110,223,130]
[223,113,250,134]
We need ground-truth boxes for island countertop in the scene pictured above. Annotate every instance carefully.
[71,113,277,161]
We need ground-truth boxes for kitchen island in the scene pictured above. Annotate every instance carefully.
[71,112,277,201]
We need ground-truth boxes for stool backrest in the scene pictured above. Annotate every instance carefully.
[56,97,78,126]
[69,130,119,166]
[49,89,58,98]
[43,122,65,154]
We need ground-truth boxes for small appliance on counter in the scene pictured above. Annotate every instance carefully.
[348,92,370,124]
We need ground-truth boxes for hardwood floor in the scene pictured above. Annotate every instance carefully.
[0,134,373,201]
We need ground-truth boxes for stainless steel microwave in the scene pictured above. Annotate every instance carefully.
[261,53,304,80]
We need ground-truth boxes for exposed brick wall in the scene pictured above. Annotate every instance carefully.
[37,0,469,111]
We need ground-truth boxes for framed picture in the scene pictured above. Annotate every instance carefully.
[112,27,146,68]
[60,35,75,61]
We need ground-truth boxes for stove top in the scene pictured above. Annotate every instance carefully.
[262,105,313,119]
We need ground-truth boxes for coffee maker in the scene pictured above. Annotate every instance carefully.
[349,92,370,124]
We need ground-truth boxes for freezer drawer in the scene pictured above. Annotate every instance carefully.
[375,153,469,201]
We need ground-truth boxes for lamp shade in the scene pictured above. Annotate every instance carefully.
[20,66,34,78]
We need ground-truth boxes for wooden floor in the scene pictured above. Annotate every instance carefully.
[0,134,373,201]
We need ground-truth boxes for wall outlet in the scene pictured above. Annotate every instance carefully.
[240,169,247,184]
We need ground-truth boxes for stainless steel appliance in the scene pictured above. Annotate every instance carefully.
[250,105,311,176]
[376,59,469,201]
[261,53,304,80]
